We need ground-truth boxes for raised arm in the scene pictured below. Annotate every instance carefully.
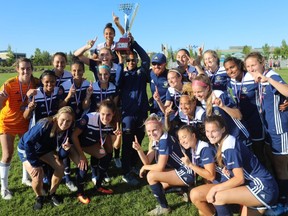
[74,38,97,66]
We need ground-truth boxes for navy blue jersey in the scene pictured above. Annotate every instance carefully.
[30,87,60,126]
[227,72,264,140]
[259,70,288,134]
[75,112,114,147]
[59,79,90,120]
[89,81,118,112]
[89,60,122,87]
[166,87,182,112]
[152,132,184,169]
[54,70,73,89]
[118,41,150,116]
[201,90,250,141]
[18,119,71,167]
[206,66,230,92]
[149,69,169,116]
[220,135,276,190]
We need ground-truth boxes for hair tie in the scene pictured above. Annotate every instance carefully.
[192,80,208,87]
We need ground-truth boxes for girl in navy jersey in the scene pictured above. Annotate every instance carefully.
[191,74,250,145]
[59,59,91,121]
[224,57,266,166]
[74,40,123,86]
[52,52,72,88]
[71,99,121,204]
[176,48,204,82]
[245,52,288,214]
[18,106,75,210]
[133,114,195,215]
[203,50,229,92]
[83,64,119,184]
[192,115,278,216]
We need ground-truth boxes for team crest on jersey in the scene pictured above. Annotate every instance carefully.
[242,87,247,94]
[262,86,266,94]
[137,69,141,75]
[216,76,221,81]
[80,118,87,125]
[214,110,220,116]
[163,81,169,88]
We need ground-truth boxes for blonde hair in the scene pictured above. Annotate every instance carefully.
[144,113,163,151]
[50,106,75,137]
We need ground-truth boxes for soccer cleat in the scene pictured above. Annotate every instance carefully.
[114,158,122,168]
[49,194,62,206]
[1,189,13,200]
[147,205,171,215]
[33,196,44,210]
[104,172,111,183]
[96,186,113,195]
[22,179,32,187]
[66,181,78,192]
[122,173,139,186]
[77,194,90,204]
[92,177,97,185]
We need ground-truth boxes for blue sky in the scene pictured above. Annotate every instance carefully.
[1,0,288,57]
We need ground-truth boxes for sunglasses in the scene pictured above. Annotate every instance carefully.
[152,62,162,66]
[126,59,137,63]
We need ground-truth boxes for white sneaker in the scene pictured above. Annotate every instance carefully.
[1,189,13,200]
[104,172,111,183]
[114,158,122,168]
[22,179,32,187]
[92,177,97,185]
[66,181,77,192]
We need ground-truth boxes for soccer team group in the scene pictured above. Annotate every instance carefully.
[0,18,288,216]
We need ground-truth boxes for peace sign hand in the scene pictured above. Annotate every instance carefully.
[28,95,37,110]
[180,149,192,167]
[113,122,122,137]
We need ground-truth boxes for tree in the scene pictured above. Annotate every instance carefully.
[262,44,270,60]
[6,45,15,66]
[242,45,252,56]
[41,51,51,65]
[33,48,43,66]
[280,40,288,59]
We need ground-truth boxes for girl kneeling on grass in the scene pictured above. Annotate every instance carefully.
[18,106,75,210]
[71,99,121,204]
[133,114,217,215]
[191,115,279,216]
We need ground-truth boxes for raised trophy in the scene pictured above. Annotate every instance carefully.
[115,3,139,51]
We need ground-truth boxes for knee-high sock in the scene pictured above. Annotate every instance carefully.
[96,153,112,188]
[63,157,71,183]
[76,168,87,194]
[90,156,99,179]
[0,162,10,190]
[150,183,168,208]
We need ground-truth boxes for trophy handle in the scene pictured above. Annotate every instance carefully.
[129,3,139,33]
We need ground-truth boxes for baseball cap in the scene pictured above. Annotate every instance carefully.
[151,53,166,64]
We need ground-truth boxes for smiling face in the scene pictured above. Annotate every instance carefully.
[245,57,265,75]
[145,121,163,142]
[224,60,243,81]
[167,71,182,88]
[99,106,114,125]
[178,128,197,150]
[203,52,218,72]
[17,61,33,83]
[205,122,225,145]
[42,75,56,94]
[104,27,115,44]
[179,96,196,116]
[71,63,84,80]
[53,54,67,74]
[126,53,138,71]
[192,84,209,101]
[176,50,189,68]
[57,112,73,131]
[152,62,166,76]
[98,48,113,65]
[97,67,110,84]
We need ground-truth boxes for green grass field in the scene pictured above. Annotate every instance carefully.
[0,69,288,216]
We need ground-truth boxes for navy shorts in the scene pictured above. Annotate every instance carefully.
[175,166,194,186]
[266,132,288,155]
